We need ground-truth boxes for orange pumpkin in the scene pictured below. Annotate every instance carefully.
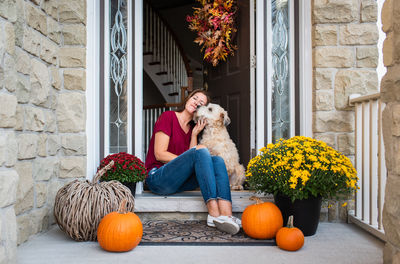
[276,215,304,251]
[97,199,143,252]
[242,196,283,239]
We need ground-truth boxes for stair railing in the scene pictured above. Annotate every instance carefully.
[144,3,193,98]
[348,93,387,242]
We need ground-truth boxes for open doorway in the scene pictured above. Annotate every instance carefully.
[141,0,253,167]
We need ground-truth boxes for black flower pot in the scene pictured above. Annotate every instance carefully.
[274,194,322,236]
[122,182,136,197]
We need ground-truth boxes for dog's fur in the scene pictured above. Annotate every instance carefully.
[194,103,246,190]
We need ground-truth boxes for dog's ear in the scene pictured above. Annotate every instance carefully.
[220,111,231,126]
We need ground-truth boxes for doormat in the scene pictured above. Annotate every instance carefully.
[140,220,276,246]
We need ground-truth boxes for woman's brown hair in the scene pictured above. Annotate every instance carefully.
[176,89,211,112]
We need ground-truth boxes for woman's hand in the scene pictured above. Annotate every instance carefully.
[192,118,207,137]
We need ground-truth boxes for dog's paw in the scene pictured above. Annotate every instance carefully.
[230,185,244,191]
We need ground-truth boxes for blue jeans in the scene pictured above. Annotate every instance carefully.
[146,148,232,203]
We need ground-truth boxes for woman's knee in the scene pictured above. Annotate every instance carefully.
[212,155,225,165]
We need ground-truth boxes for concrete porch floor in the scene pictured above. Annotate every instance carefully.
[17,222,384,264]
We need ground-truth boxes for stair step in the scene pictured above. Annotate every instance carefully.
[149,61,161,65]
[156,71,168,76]
[134,191,272,213]
[195,67,202,71]
[163,81,173,86]
[143,51,153,55]
[168,92,179,96]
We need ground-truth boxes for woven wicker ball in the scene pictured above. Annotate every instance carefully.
[54,161,136,241]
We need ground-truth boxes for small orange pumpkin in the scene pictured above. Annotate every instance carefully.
[97,199,143,252]
[242,196,283,239]
[276,215,304,251]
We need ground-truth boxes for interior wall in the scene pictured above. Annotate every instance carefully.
[143,71,165,106]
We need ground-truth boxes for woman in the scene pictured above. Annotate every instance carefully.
[145,89,241,234]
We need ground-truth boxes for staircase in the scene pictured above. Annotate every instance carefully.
[143,3,194,103]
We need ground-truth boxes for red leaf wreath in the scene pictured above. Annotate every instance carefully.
[187,0,238,66]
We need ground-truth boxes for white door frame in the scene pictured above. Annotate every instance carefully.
[86,0,312,178]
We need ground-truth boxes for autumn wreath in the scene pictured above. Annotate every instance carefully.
[187,0,238,66]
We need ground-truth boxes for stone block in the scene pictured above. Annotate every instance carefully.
[382,32,400,67]
[15,162,34,215]
[314,111,354,132]
[38,134,47,157]
[25,2,47,35]
[47,135,60,156]
[35,182,47,208]
[334,69,378,110]
[15,48,31,75]
[314,90,334,111]
[47,17,61,44]
[61,134,86,155]
[383,173,400,246]
[40,37,58,65]
[4,54,16,92]
[383,242,400,264]
[381,64,400,104]
[30,59,50,107]
[62,24,86,45]
[56,93,86,132]
[41,0,58,20]
[16,208,48,245]
[313,25,337,46]
[2,207,17,261]
[22,27,40,57]
[313,0,358,23]
[0,93,17,128]
[59,0,86,24]
[24,106,45,132]
[0,132,16,167]
[0,0,17,22]
[314,47,354,68]
[16,74,30,103]
[314,133,336,148]
[337,134,355,155]
[44,111,56,133]
[50,67,61,90]
[382,0,393,33]
[63,69,86,90]
[59,47,86,68]
[0,66,3,89]
[0,170,19,207]
[15,105,23,131]
[392,103,400,137]
[14,0,24,48]
[356,46,378,68]
[33,157,59,181]
[30,0,41,5]
[60,156,86,178]
[339,24,379,45]
[4,21,15,55]
[361,0,378,22]
[17,134,38,160]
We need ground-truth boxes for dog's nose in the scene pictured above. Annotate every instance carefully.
[196,105,201,109]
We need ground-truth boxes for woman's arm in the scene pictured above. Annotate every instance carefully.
[189,119,207,148]
[154,131,178,163]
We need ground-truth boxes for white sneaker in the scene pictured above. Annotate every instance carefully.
[213,215,240,235]
[231,215,242,228]
[207,214,219,227]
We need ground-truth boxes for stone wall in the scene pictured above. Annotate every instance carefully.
[381,0,400,263]
[0,0,86,262]
[312,0,379,221]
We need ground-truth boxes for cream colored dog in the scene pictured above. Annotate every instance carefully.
[194,103,246,190]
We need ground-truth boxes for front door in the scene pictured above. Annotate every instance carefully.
[206,0,251,167]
